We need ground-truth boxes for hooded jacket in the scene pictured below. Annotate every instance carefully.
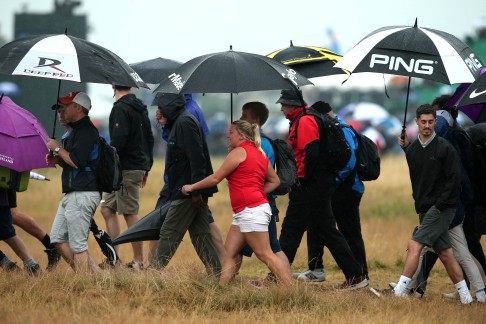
[159,94,217,201]
[109,93,154,171]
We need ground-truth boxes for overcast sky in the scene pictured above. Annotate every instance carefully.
[1,0,485,117]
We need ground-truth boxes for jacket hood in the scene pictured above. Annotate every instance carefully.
[152,93,186,126]
[117,93,146,113]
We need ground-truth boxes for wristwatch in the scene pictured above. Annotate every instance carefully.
[54,146,61,154]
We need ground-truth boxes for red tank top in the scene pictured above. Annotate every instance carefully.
[227,141,269,213]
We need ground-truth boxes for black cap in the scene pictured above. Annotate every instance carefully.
[276,89,306,106]
[311,101,332,114]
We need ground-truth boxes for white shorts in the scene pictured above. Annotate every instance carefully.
[232,203,271,233]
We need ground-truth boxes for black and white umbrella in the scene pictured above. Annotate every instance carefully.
[154,46,313,120]
[335,19,484,131]
[0,33,148,136]
[0,33,147,88]
[130,57,182,84]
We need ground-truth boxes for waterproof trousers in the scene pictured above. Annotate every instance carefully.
[153,198,221,276]
[279,183,363,279]
[307,185,368,277]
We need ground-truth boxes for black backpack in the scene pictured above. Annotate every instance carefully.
[295,108,351,173]
[348,126,380,181]
[92,136,123,193]
[262,135,298,195]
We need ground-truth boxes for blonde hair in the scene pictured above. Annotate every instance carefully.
[232,120,265,156]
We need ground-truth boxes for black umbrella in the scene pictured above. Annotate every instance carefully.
[267,40,348,78]
[335,19,484,133]
[90,219,119,266]
[130,57,182,84]
[112,202,170,245]
[0,32,148,137]
[154,46,313,120]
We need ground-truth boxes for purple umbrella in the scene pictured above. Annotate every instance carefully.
[446,67,486,123]
[0,94,54,172]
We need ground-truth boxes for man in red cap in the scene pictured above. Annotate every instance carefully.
[46,91,101,272]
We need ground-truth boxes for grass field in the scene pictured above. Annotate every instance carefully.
[1,155,485,323]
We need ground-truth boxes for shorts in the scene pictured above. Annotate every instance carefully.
[50,191,100,253]
[240,199,281,256]
[101,170,145,215]
[232,203,271,233]
[0,206,16,240]
[413,205,454,253]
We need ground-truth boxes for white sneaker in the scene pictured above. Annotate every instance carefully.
[292,268,325,282]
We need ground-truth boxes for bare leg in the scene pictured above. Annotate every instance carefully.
[55,243,75,269]
[220,225,246,285]
[4,236,32,261]
[439,248,465,284]
[145,240,158,267]
[124,214,143,263]
[101,206,121,254]
[244,231,292,285]
[401,240,424,278]
[11,209,47,241]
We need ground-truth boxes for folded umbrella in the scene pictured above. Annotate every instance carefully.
[112,201,170,245]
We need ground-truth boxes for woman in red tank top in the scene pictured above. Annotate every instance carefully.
[182,120,292,285]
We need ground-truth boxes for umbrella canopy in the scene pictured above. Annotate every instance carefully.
[445,68,486,123]
[154,47,312,94]
[267,40,348,78]
[0,34,148,88]
[0,95,53,172]
[337,102,390,124]
[455,69,486,107]
[130,57,182,84]
[335,19,484,131]
[154,47,312,120]
[112,202,170,245]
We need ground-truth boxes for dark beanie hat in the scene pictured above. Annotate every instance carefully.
[311,101,332,114]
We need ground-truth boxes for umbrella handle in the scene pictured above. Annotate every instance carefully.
[49,80,62,157]
[402,77,412,134]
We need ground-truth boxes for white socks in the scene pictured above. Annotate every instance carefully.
[394,275,411,297]
[455,280,473,304]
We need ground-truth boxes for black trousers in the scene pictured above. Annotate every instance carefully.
[279,182,363,279]
[306,185,368,277]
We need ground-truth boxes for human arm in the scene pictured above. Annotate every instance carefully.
[264,162,280,194]
[47,139,77,168]
[181,147,245,195]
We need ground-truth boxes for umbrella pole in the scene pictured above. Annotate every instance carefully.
[51,79,62,138]
[230,93,233,122]
[401,77,412,137]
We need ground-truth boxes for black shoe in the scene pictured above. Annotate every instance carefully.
[26,263,41,276]
[2,261,21,272]
[45,248,61,271]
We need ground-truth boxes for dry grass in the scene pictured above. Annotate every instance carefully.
[1,155,485,323]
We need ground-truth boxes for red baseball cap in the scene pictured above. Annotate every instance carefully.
[58,91,92,110]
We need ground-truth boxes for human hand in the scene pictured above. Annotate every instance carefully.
[140,174,148,188]
[181,184,192,196]
[47,139,60,151]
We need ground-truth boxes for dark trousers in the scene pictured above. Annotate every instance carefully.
[307,185,368,277]
[463,204,486,274]
[279,183,363,279]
